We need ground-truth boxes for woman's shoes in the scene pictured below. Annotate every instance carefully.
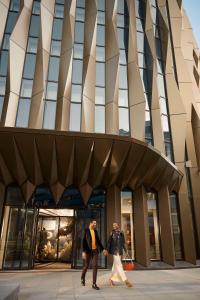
[124,280,133,288]
[109,278,115,287]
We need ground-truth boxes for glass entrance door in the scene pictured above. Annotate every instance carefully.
[3,207,37,270]
[35,216,74,263]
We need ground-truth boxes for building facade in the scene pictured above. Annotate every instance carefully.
[0,0,199,270]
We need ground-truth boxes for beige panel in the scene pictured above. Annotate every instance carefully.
[0,205,9,270]
[105,102,119,134]
[130,102,145,141]
[4,92,19,127]
[176,162,196,264]
[151,108,165,152]
[29,91,44,129]
[41,0,54,53]
[170,114,186,164]
[81,0,97,132]
[56,0,75,131]
[158,186,175,265]
[134,186,150,266]
[0,1,9,48]
[81,95,95,132]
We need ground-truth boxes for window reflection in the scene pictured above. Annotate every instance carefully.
[43,101,56,129]
[46,82,58,100]
[20,80,33,98]
[170,194,183,259]
[16,99,31,128]
[147,192,161,260]
[121,191,135,259]
[119,107,130,136]
[69,103,81,131]
[95,105,105,133]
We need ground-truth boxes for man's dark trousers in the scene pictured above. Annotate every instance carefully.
[81,249,98,284]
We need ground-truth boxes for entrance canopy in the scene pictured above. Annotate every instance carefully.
[0,128,182,204]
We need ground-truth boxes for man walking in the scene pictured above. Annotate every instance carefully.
[81,219,107,290]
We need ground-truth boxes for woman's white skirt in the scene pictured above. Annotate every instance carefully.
[110,254,127,282]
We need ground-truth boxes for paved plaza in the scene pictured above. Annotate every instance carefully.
[0,268,200,300]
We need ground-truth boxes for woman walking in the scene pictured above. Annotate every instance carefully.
[107,222,133,288]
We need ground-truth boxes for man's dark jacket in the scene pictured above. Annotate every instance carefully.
[82,228,104,254]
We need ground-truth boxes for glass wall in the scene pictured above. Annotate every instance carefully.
[0,0,20,119]
[121,191,135,259]
[147,192,161,260]
[117,0,130,136]
[69,0,85,131]
[150,0,174,160]
[135,0,154,145]
[95,0,105,133]
[15,0,40,127]
[42,0,65,129]
[169,193,183,259]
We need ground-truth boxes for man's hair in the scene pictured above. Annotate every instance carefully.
[90,219,96,223]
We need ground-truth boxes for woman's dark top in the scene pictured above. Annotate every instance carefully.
[107,229,127,256]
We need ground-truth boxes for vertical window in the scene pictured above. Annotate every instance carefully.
[170,194,183,259]
[69,103,81,131]
[121,191,135,259]
[147,192,161,260]
[117,0,130,136]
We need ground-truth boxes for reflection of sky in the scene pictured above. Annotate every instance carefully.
[183,0,200,49]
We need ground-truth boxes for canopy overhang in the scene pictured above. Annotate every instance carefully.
[0,128,183,204]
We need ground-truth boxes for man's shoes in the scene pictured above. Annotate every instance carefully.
[92,283,100,290]
[81,278,85,286]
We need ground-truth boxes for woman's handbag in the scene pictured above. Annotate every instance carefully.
[122,253,135,271]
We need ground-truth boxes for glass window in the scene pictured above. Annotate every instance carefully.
[5,12,18,33]
[95,87,105,105]
[117,14,128,28]
[76,8,85,21]
[52,19,63,40]
[165,142,173,160]
[159,97,167,115]
[55,4,64,18]
[135,0,144,18]
[96,63,105,87]
[119,49,127,65]
[20,79,33,97]
[48,57,60,81]
[138,52,146,68]
[156,38,162,59]
[0,96,3,118]
[71,84,82,102]
[157,74,165,97]
[95,105,105,133]
[119,65,128,89]
[29,15,40,37]
[10,0,20,11]
[118,28,127,49]
[72,60,83,84]
[97,25,105,46]
[0,77,6,95]
[97,11,105,25]
[74,22,84,43]
[161,115,169,133]
[119,89,128,107]
[151,6,157,24]
[16,99,31,127]
[23,54,36,79]
[97,0,105,11]
[96,46,105,62]
[46,82,58,100]
[157,59,163,73]
[0,51,8,76]
[43,101,57,129]
[56,0,65,4]
[170,194,183,259]
[147,192,160,260]
[27,37,38,53]
[74,43,84,59]
[69,103,81,131]
[2,34,10,50]
[51,40,61,56]
[145,119,152,139]
[32,1,40,15]
[137,31,144,52]
[140,68,150,92]
[121,191,135,259]
[76,0,85,8]
[119,107,130,135]
[136,17,143,32]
